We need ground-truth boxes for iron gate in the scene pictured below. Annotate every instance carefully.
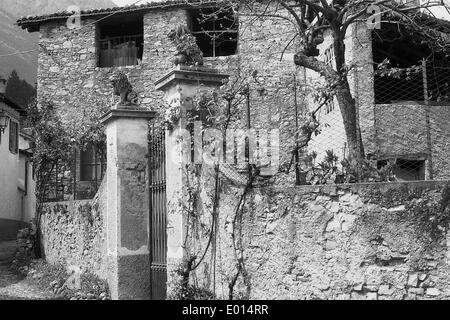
[148,121,167,300]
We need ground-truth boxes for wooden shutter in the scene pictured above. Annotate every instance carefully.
[9,120,18,154]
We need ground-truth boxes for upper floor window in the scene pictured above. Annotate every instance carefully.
[189,7,238,57]
[97,14,144,68]
[9,120,18,154]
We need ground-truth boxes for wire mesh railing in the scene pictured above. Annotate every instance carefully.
[374,59,450,105]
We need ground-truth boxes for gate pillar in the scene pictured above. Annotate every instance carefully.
[100,108,156,300]
[155,65,229,298]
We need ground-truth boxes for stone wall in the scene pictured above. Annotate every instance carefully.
[40,179,107,279]
[181,180,450,300]
[37,9,186,137]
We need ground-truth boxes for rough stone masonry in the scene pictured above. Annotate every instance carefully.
[183,180,450,300]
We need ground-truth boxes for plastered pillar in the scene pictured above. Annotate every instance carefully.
[101,108,156,300]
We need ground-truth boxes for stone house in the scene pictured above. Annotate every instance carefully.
[0,77,35,241]
[16,1,450,299]
[17,0,299,201]
[17,1,450,194]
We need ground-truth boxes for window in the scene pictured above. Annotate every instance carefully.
[189,7,238,57]
[394,159,425,181]
[80,144,106,182]
[9,120,18,154]
[377,158,425,181]
[97,14,144,67]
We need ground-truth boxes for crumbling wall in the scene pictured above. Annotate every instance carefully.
[184,180,450,300]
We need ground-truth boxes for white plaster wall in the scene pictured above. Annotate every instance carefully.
[18,133,36,225]
[0,102,20,221]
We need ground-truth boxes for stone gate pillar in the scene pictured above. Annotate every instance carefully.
[154,65,229,297]
[100,108,155,300]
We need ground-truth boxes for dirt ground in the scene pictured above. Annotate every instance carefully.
[0,240,60,300]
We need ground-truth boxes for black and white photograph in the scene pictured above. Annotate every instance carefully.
[0,0,450,310]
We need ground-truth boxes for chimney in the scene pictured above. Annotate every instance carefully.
[0,78,6,95]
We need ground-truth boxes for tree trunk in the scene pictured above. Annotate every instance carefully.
[294,32,365,165]
[335,80,364,162]
[332,32,365,163]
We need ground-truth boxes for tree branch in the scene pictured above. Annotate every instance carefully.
[294,51,339,82]
[276,0,305,34]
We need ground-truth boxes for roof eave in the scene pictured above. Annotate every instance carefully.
[0,93,27,116]
[17,0,225,32]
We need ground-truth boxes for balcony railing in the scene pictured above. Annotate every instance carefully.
[98,34,143,68]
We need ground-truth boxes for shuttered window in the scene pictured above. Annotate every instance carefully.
[9,120,18,154]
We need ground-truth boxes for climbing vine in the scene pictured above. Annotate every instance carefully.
[26,99,106,257]
[165,68,257,300]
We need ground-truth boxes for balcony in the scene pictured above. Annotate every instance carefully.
[98,34,143,68]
